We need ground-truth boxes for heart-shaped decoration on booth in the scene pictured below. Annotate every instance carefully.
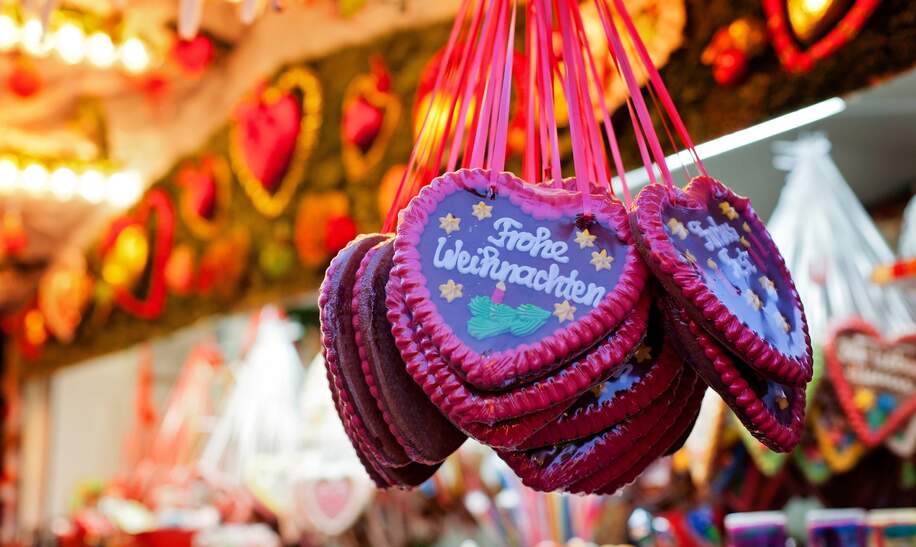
[99,189,175,320]
[341,57,401,182]
[763,0,881,73]
[810,379,866,473]
[38,251,93,343]
[230,68,322,217]
[826,319,916,447]
[294,191,357,268]
[177,155,231,239]
[295,477,374,537]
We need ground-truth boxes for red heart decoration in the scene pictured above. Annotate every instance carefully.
[113,189,175,320]
[177,155,231,239]
[825,318,916,447]
[341,58,401,182]
[230,68,321,217]
[172,35,214,74]
[763,0,881,73]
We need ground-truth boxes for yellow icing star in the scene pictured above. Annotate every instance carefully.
[854,388,876,411]
[719,202,739,220]
[667,218,688,240]
[775,388,790,410]
[590,249,614,271]
[472,201,493,221]
[574,228,597,249]
[590,384,604,398]
[740,236,751,248]
[706,258,718,270]
[744,289,762,310]
[742,222,751,233]
[777,313,791,333]
[683,250,697,264]
[634,345,652,363]
[439,213,461,234]
[438,279,463,303]
[759,276,776,295]
[554,300,576,323]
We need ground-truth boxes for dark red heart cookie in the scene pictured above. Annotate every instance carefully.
[662,297,805,452]
[386,278,594,448]
[352,239,466,464]
[388,276,650,426]
[319,233,410,468]
[393,168,648,390]
[496,367,693,492]
[517,308,684,449]
[630,177,812,386]
[570,371,706,495]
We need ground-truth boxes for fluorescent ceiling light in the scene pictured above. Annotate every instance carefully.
[615,97,847,190]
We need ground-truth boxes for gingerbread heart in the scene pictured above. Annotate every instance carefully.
[112,189,175,320]
[230,68,321,217]
[296,477,374,537]
[631,177,812,386]
[392,168,648,390]
[810,380,866,473]
[177,155,231,239]
[341,60,401,182]
[825,319,916,447]
[763,0,881,73]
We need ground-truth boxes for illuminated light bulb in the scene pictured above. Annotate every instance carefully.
[0,159,19,192]
[119,38,150,74]
[78,169,106,203]
[49,167,78,200]
[21,163,48,194]
[106,171,143,207]
[21,18,52,57]
[86,32,116,68]
[54,24,86,65]
[0,15,20,51]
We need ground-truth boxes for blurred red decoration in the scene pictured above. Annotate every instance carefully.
[165,244,197,295]
[324,215,357,255]
[0,209,27,257]
[713,49,750,86]
[172,35,215,75]
[7,62,41,98]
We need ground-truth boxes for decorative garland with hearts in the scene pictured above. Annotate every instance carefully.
[341,58,402,182]
[230,67,322,218]
[177,155,232,240]
[763,0,882,73]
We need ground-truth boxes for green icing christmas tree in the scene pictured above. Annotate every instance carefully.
[467,285,550,340]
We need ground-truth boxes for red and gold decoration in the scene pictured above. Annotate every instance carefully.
[341,57,402,182]
[172,35,215,75]
[197,228,250,298]
[764,0,882,73]
[293,191,355,268]
[230,68,322,218]
[177,155,232,240]
[377,164,406,220]
[165,244,197,296]
[38,252,93,344]
[0,208,27,258]
[701,18,768,86]
[100,189,175,320]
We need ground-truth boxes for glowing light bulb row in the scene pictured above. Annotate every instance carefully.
[0,159,144,208]
[0,15,152,73]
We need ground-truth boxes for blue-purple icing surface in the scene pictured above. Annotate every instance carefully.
[662,189,806,359]
[416,189,626,354]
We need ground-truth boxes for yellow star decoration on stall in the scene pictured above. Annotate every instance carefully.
[706,258,718,270]
[719,202,739,220]
[740,236,751,249]
[590,249,614,271]
[634,345,652,363]
[667,218,688,240]
[472,201,493,221]
[554,300,576,323]
[574,228,597,249]
[439,213,461,234]
[744,289,762,310]
[683,250,697,264]
[439,279,464,303]
[742,222,751,233]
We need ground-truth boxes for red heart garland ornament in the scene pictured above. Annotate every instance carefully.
[825,319,916,447]
[631,176,812,386]
[341,59,401,182]
[763,0,882,73]
[113,189,175,320]
[177,155,231,239]
[230,68,322,217]
[391,168,648,391]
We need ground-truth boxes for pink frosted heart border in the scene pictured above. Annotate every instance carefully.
[630,176,812,386]
[393,168,648,391]
[663,298,805,452]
